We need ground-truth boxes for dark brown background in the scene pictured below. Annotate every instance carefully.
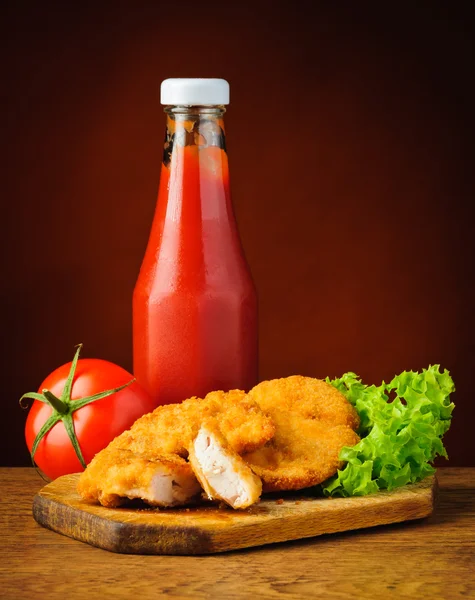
[2,2,474,466]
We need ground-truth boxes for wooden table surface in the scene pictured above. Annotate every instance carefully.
[0,467,473,600]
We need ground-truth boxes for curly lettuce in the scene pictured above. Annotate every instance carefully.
[321,365,455,497]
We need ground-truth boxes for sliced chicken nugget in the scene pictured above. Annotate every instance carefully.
[78,447,201,508]
[188,420,262,509]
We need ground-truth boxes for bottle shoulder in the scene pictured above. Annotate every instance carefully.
[135,260,256,296]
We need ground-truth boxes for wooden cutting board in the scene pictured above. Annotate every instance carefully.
[33,473,436,555]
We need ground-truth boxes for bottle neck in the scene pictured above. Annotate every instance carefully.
[158,104,232,226]
[163,105,227,167]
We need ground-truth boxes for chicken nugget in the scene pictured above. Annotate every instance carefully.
[244,376,360,491]
[188,419,262,509]
[110,389,275,459]
[78,447,201,508]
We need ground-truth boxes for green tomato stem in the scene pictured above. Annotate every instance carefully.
[42,389,68,414]
[62,413,87,469]
[61,344,83,403]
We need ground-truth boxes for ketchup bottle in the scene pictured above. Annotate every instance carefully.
[133,78,258,405]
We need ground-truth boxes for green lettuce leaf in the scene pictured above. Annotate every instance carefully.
[321,365,455,497]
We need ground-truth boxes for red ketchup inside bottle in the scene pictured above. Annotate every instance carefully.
[133,79,258,406]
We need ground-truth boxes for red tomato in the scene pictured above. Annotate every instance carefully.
[24,357,156,480]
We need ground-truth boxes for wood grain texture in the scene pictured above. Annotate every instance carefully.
[32,473,437,555]
[0,468,473,600]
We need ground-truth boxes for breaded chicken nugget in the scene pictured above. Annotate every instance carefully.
[188,419,262,509]
[244,376,360,491]
[78,447,201,508]
[110,389,275,459]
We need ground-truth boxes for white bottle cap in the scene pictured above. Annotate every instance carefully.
[160,78,230,106]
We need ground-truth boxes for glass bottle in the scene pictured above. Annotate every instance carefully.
[133,79,258,405]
